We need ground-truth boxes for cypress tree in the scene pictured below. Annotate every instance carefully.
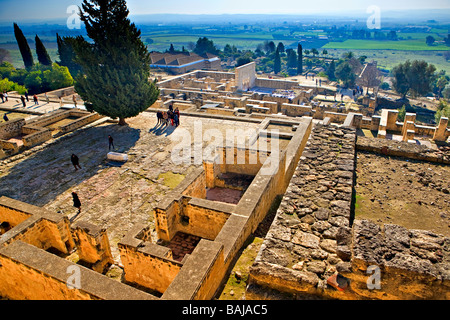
[35,35,52,66]
[73,0,159,126]
[56,33,82,76]
[13,23,34,69]
[274,48,281,74]
[297,43,303,75]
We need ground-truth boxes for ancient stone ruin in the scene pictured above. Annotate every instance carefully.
[0,63,448,300]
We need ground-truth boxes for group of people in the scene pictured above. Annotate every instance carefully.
[20,93,40,107]
[156,105,180,127]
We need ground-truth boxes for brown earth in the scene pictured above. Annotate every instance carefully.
[355,151,450,237]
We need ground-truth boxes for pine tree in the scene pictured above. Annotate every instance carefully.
[297,43,303,75]
[56,34,82,77]
[73,0,159,126]
[13,23,34,69]
[35,35,52,66]
[274,48,281,74]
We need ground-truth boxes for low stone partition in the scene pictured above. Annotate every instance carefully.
[58,112,102,135]
[0,196,154,300]
[0,118,25,140]
[247,124,358,300]
[282,103,313,117]
[118,224,184,295]
[336,220,450,300]
[0,240,155,300]
[356,136,450,164]
[71,221,113,273]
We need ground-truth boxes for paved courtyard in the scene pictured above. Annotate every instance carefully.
[0,112,260,264]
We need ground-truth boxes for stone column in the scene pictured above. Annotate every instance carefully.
[433,117,449,142]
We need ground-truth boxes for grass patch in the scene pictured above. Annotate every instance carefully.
[218,236,264,300]
[323,39,449,51]
[157,171,185,189]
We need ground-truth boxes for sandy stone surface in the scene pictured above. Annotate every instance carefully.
[0,112,260,263]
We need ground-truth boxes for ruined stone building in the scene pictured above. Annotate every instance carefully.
[0,62,448,300]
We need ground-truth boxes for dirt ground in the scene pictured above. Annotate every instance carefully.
[355,151,450,237]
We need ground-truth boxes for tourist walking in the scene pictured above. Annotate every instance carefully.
[4,92,7,102]
[174,107,180,127]
[25,92,29,101]
[71,154,81,171]
[163,111,169,127]
[168,109,174,126]
[0,92,4,103]
[20,96,26,107]
[33,94,38,105]
[45,93,49,104]
[156,111,163,125]
[72,192,81,214]
[108,135,115,151]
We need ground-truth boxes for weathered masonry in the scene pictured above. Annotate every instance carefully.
[0,116,313,300]
[246,124,450,300]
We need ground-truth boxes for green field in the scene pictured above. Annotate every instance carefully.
[323,39,449,51]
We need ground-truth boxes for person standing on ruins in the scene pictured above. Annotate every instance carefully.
[72,192,81,215]
[156,110,163,125]
[73,95,77,108]
[174,107,180,127]
[163,111,169,127]
[108,135,115,151]
[71,154,81,170]
[21,95,26,107]
[33,94,38,105]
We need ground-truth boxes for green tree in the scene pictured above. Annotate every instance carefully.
[35,35,52,66]
[392,61,411,99]
[56,34,82,77]
[426,36,436,46]
[408,60,436,98]
[436,76,449,97]
[397,105,406,122]
[274,48,281,74]
[24,70,43,93]
[326,60,336,81]
[73,0,160,126]
[297,43,303,75]
[13,23,34,69]
[236,56,252,68]
[194,37,218,55]
[311,48,319,57]
[392,60,436,98]
[277,42,285,53]
[435,101,450,124]
[43,63,74,90]
[286,49,297,69]
[335,62,355,88]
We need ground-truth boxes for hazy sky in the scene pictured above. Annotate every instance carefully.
[0,0,449,21]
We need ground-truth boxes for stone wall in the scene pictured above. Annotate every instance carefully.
[336,219,450,300]
[248,124,357,300]
[118,224,183,295]
[356,136,450,164]
[0,118,25,140]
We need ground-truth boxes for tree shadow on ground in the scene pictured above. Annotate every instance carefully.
[0,124,140,207]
